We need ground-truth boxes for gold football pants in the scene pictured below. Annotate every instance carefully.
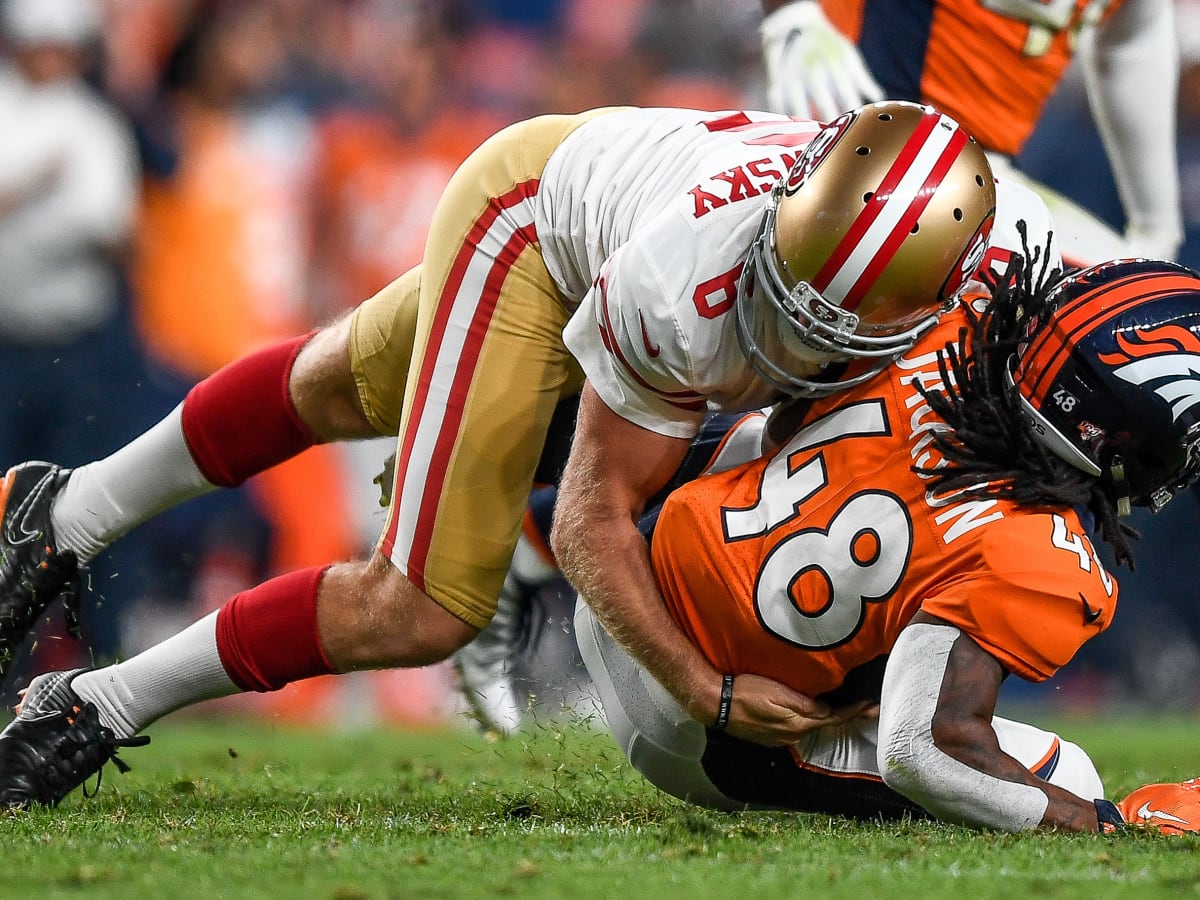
[347,111,611,628]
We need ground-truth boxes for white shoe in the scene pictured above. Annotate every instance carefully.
[452,571,527,736]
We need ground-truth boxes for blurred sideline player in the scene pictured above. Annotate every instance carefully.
[578,255,1200,833]
[759,0,1184,267]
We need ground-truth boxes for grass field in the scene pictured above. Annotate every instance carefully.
[0,708,1198,899]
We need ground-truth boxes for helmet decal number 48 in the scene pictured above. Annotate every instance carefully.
[1052,387,1077,412]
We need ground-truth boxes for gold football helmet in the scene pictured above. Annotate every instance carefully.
[737,100,996,396]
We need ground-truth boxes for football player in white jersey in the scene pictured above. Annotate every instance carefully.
[0,100,1057,808]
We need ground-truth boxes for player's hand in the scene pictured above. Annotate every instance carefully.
[1113,778,1200,834]
[760,0,882,120]
[720,672,861,746]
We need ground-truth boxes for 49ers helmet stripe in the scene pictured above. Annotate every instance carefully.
[812,110,969,311]
[1017,270,1200,408]
[736,100,995,398]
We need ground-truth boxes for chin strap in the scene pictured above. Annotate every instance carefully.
[1106,455,1132,518]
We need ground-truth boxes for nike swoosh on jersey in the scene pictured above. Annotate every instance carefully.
[1137,801,1189,825]
[1079,593,1103,625]
[638,310,661,358]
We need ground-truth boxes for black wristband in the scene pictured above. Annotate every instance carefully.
[715,674,734,730]
[1094,799,1126,834]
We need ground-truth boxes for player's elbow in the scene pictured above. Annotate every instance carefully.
[877,706,977,818]
[877,713,939,804]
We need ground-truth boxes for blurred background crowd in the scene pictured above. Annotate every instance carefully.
[2,0,1199,729]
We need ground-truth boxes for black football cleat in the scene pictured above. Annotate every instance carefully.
[0,669,149,810]
[0,462,81,681]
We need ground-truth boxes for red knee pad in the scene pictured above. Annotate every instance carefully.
[182,332,319,487]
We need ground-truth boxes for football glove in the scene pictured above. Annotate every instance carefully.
[373,451,396,508]
[1123,223,1184,263]
[760,0,882,120]
[1106,778,1200,834]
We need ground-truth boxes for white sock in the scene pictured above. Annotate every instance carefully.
[51,404,216,562]
[72,612,240,739]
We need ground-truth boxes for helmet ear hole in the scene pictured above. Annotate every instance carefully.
[862,191,873,203]
[856,146,869,156]
[953,208,964,222]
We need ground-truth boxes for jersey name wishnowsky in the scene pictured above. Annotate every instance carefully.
[688,155,800,219]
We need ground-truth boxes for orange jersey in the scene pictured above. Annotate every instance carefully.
[651,307,1118,697]
[823,0,1124,156]
[133,108,312,379]
[311,107,503,313]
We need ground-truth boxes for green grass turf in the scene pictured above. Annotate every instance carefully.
[0,710,1197,899]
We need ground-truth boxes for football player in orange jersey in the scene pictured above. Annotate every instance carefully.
[759,0,1184,267]
[577,253,1200,832]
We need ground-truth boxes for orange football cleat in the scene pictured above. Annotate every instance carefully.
[1115,779,1200,834]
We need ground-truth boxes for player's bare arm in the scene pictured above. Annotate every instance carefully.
[880,610,1100,832]
[553,385,839,746]
[552,385,710,715]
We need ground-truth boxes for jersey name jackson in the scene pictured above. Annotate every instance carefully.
[894,341,1005,545]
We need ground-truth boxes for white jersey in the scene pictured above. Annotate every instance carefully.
[540,107,1059,439]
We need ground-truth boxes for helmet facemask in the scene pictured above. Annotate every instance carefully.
[737,191,958,397]
[735,101,996,398]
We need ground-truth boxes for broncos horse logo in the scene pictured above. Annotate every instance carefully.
[1098,324,1200,423]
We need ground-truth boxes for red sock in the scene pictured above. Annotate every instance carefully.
[216,566,335,692]
[182,332,319,487]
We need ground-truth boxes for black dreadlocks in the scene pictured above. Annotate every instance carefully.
[914,230,1139,569]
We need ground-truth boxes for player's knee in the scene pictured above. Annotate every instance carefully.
[1045,737,1104,801]
[626,731,743,811]
[991,717,1105,802]
[318,556,477,670]
[289,316,376,441]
